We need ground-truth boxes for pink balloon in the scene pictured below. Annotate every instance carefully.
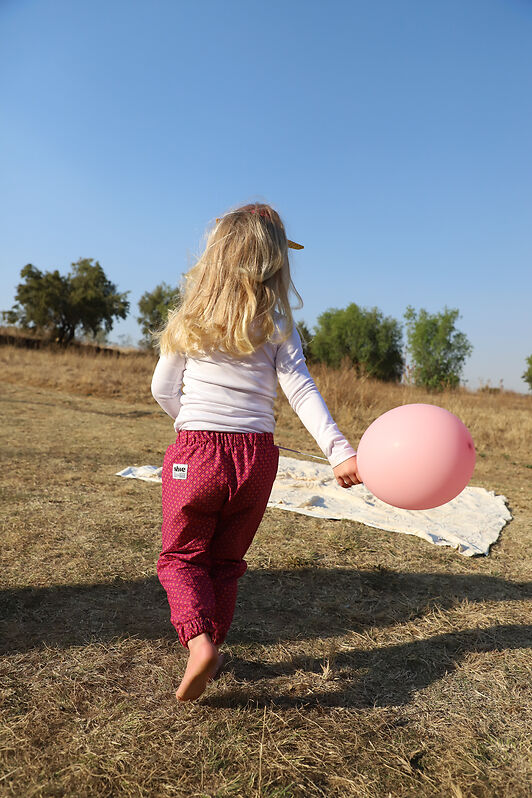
[357,403,476,510]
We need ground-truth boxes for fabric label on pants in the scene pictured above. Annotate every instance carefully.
[172,463,188,480]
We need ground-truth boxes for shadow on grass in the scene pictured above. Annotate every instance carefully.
[1,569,530,708]
[0,395,156,419]
[206,622,532,709]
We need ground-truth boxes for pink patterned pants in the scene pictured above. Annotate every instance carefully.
[157,430,279,647]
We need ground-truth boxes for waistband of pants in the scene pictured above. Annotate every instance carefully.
[175,430,275,448]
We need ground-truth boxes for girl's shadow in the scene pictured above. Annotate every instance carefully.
[1,568,530,709]
[205,622,531,709]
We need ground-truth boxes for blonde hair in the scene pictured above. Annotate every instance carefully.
[156,203,303,356]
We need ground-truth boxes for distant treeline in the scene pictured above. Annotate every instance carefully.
[4,258,531,391]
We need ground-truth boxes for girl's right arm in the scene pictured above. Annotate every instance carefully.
[151,352,186,420]
[275,325,359,479]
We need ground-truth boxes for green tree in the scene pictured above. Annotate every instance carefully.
[5,259,129,344]
[137,282,180,348]
[404,306,472,390]
[522,354,532,391]
[309,303,404,381]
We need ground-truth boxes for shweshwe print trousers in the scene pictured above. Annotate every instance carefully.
[158,430,279,647]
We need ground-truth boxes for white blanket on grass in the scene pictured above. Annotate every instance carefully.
[116,456,511,557]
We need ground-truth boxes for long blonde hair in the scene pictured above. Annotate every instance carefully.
[156,203,303,356]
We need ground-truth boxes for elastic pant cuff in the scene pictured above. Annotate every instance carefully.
[177,616,217,648]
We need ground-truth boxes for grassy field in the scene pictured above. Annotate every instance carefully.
[1,345,531,797]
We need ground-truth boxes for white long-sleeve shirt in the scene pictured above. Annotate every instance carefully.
[151,322,356,468]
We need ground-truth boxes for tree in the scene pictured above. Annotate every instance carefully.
[137,282,180,348]
[309,303,404,381]
[5,259,129,344]
[404,306,473,390]
[522,355,532,391]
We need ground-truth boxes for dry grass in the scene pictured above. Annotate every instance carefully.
[1,344,531,797]
[0,342,153,402]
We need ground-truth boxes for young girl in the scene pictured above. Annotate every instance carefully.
[151,203,361,702]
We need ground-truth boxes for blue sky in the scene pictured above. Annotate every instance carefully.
[1,0,531,391]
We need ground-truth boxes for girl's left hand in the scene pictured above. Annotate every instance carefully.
[333,455,362,488]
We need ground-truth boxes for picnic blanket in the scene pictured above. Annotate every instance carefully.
[116,455,511,557]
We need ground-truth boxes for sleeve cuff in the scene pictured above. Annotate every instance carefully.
[328,445,357,469]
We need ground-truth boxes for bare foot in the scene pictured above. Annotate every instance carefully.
[209,652,225,682]
[176,633,219,702]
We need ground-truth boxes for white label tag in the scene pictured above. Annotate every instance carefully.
[172,463,188,480]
